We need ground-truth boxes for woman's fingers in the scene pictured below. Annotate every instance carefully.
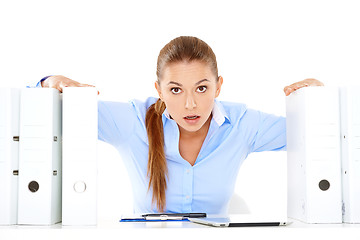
[45,75,99,94]
[284,78,324,96]
[78,83,100,95]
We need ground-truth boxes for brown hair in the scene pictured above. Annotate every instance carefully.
[145,36,218,212]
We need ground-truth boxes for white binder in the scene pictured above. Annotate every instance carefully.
[0,88,20,225]
[18,88,62,225]
[62,87,98,225]
[286,87,342,223]
[340,86,360,223]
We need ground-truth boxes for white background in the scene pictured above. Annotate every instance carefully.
[1,0,359,222]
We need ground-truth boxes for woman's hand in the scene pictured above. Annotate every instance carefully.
[283,78,324,96]
[41,75,99,94]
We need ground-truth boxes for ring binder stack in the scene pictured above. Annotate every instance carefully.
[340,86,360,223]
[17,88,62,225]
[286,86,342,223]
[0,88,21,225]
[62,87,98,225]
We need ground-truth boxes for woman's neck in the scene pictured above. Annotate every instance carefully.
[178,114,212,140]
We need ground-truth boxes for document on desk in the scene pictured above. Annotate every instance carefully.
[120,213,206,222]
[286,87,342,224]
[17,88,62,225]
[340,86,360,223]
[0,88,20,225]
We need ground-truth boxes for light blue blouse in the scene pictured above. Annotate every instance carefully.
[98,97,286,215]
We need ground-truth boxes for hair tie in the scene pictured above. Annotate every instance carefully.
[155,98,166,114]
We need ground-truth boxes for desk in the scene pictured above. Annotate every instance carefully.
[1,219,360,240]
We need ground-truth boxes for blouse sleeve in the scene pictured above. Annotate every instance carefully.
[98,100,137,147]
[29,78,139,147]
[249,110,287,152]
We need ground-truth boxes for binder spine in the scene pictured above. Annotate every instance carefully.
[287,87,342,223]
[18,88,62,225]
[62,87,98,225]
[340,86,360,223]
[0,88,20,225]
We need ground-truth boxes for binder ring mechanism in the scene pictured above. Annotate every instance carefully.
[74,181,87,193]
[28,181,39,193]
[319,179,330,191]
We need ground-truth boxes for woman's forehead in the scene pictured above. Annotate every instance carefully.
[161,61,216,84]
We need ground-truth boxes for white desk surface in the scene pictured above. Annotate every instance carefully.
[1,218,360,240]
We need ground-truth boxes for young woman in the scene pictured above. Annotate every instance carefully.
[38,36,323,215]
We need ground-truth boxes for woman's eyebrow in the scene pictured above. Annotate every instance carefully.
[195,79,210,85]
[167,81,182,86]
[167,79,210,86]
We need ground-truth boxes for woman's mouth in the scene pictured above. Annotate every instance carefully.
[185,115,199,120]
[184,115,200,124]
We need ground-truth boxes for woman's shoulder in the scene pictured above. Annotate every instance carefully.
[129,97,158,111]
[128,97,158,121]
[216,100,248,122]
[218,100,274,126]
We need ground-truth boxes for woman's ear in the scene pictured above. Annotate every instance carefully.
[155,81,163,100]
[215,76,223,98]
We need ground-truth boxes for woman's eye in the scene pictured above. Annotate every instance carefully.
[197,86,207,93]
[171,87,182,94]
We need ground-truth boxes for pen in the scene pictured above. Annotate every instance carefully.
[142,213,206,219]
[145,215,185,221]
[120,213,207,222]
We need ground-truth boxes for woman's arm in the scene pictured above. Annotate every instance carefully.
[40,75,136,146]
[249,78,324,152]
[249,111,287,152]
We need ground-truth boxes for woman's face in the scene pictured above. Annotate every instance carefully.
[155,60,223,134]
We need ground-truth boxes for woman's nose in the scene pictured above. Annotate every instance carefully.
[185,94,197,109]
